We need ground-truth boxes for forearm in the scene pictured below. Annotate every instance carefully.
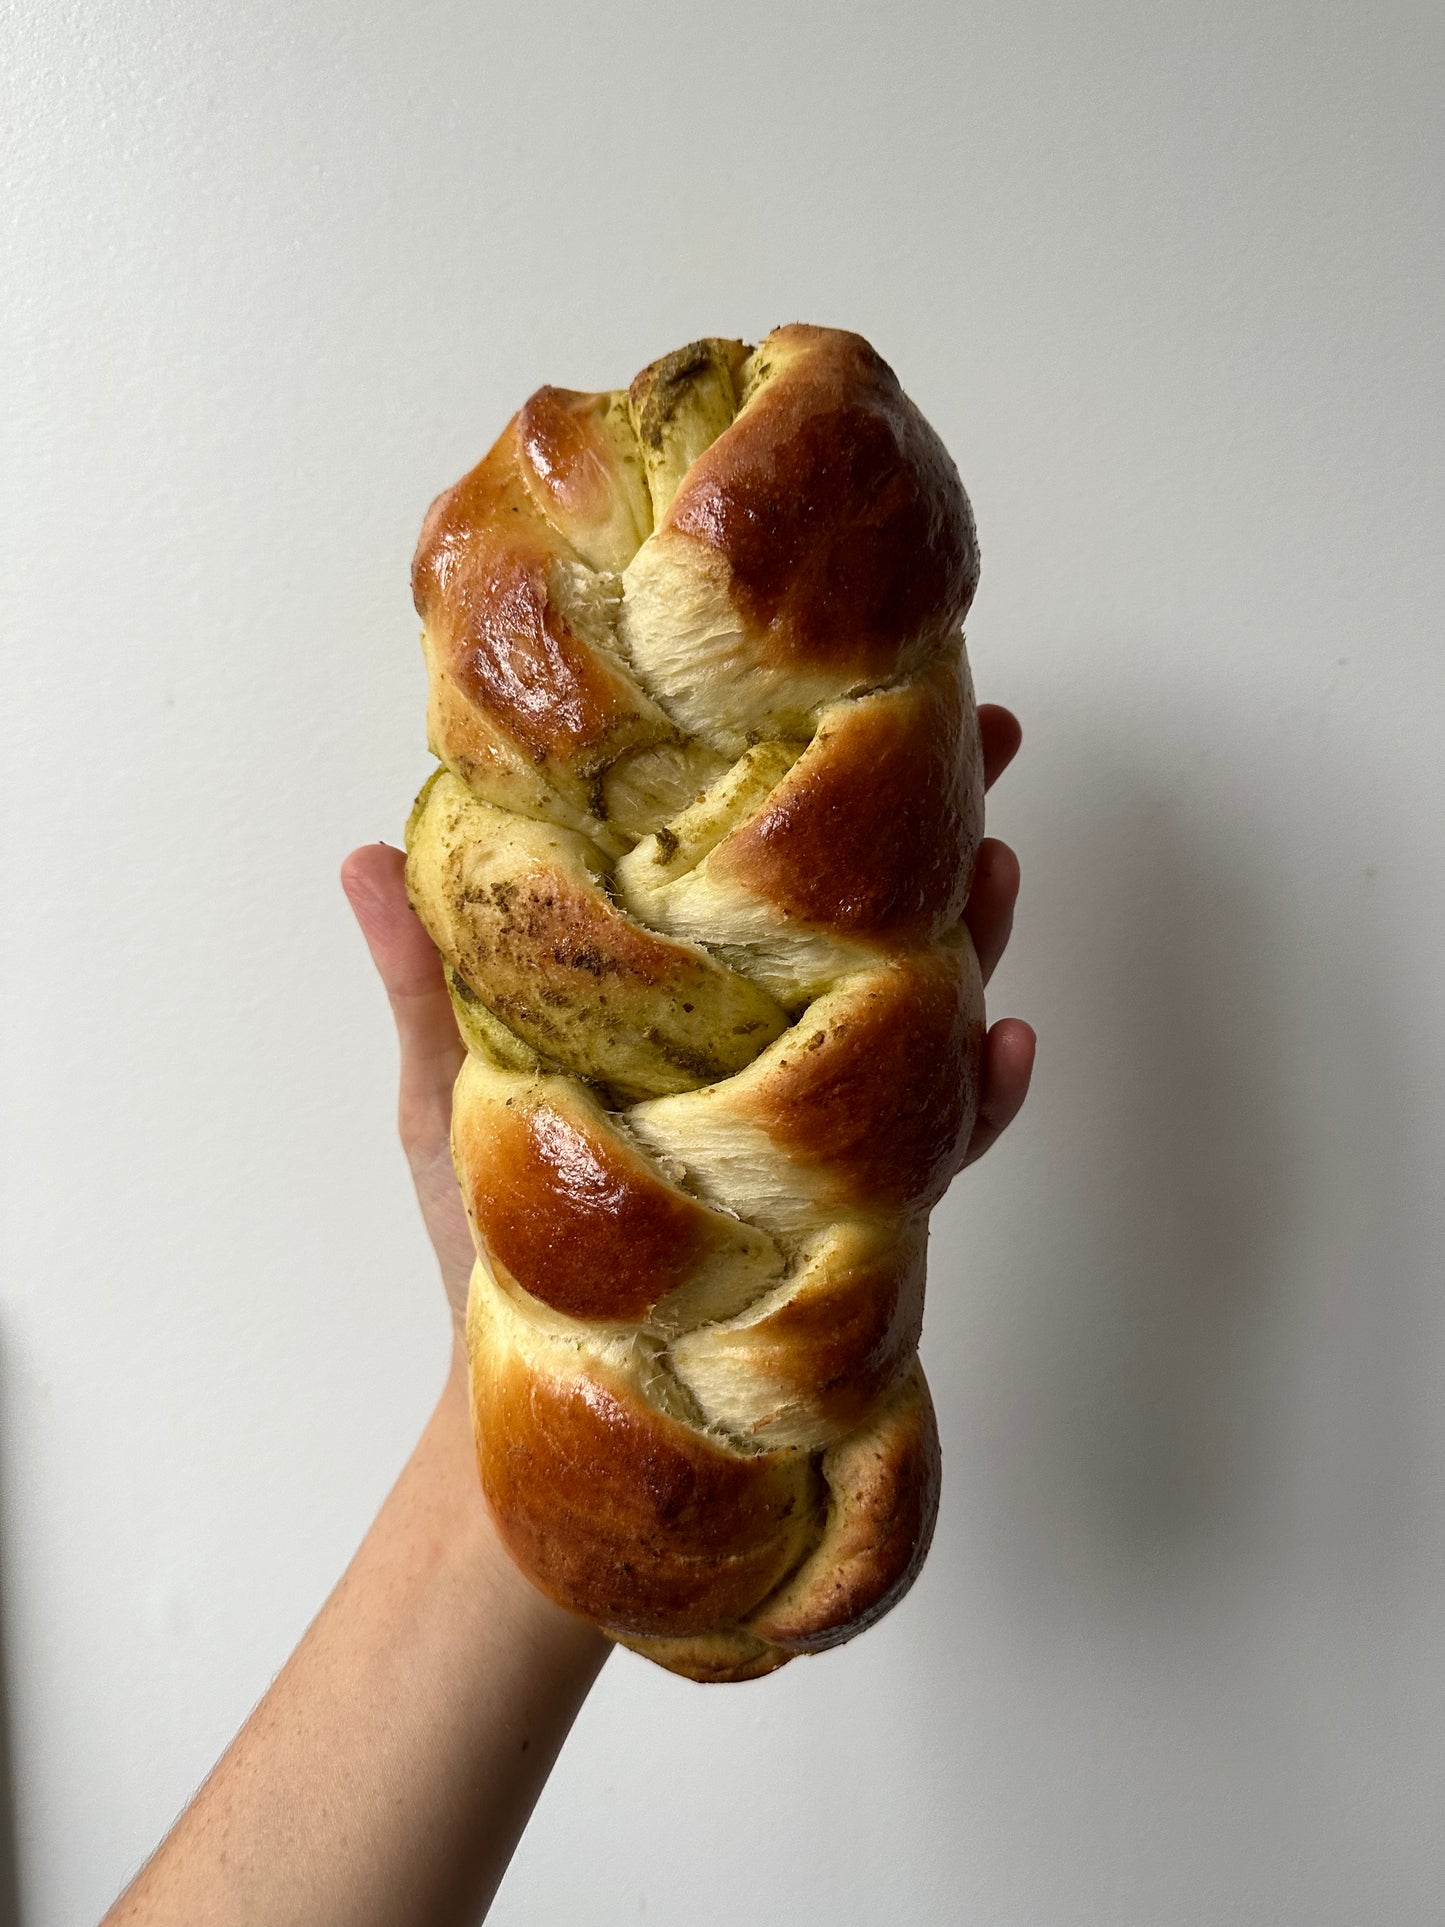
[104,1345,610,1927]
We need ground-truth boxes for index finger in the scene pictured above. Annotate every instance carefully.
[979,704,1022,792]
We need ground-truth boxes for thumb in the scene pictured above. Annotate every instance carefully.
[341,843,464,1147]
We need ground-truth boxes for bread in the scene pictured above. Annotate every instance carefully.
[404,326,985,1680]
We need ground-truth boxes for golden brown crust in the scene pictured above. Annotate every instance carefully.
[472,1339,821,1637]
[455,1086,725,1323]
[405,326,988,1681]
[715,657,983,939]
[451,1059,780,1328]
[742,947,984,1213]
[665,326,978,676]
[613,1627,790,1683]
[515,386,650,574]
[746,1366,941,1652]
[413,426,666,821]
[673,1219,928,1444]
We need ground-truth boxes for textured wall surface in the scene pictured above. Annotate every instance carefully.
[3,3,1443,1921]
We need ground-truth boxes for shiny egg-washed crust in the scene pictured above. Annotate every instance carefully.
[405,325,985,1680]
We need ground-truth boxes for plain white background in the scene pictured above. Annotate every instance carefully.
[3,2,1443,1921]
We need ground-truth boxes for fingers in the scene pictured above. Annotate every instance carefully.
[341,844,464,1152]
[964,1018,1036,1167]
[964,838,1020,987]
[966,703,1031,1160]
[978,704,1022,793]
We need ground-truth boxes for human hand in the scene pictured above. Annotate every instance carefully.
[963,703,1037,1163]
[340,706,1033,1337]
[342,844,474,1338]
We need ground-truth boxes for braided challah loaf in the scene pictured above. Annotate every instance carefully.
[404,326,985,1681]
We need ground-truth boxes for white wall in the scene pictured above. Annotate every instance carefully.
[3,2,1443,1920]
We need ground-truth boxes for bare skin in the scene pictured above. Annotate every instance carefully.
[102,705,1035,1926]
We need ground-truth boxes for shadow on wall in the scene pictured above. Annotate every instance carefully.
[928,727,1309,1595]
[0,1344,23,1926]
